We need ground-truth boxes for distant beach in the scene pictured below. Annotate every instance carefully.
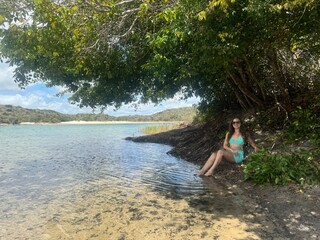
[19,121,181,125]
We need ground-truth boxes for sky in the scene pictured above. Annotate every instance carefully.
[0,62,199,116]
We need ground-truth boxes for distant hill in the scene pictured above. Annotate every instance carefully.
[0,105,197,124]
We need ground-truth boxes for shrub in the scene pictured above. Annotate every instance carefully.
[285,107,320,143]
[243,150,320,185]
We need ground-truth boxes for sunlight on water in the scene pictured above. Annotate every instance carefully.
[0,124,265,239]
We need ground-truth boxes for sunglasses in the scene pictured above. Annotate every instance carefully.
[232,121,241,124]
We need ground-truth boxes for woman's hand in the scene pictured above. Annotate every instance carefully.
[248,136,258,152]
[232,149,239,155]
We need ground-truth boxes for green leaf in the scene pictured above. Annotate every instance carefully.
[71,6,79,13]
[197,11,206,21]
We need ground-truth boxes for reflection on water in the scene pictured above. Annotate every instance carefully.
[0,124,266,239]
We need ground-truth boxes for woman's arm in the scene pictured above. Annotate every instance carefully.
[247,135,258,152]
[223,132,236,153]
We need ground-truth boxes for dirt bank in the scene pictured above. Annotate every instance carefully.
[126,117,320,239]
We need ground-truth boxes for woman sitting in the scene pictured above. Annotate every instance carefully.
[197,117,258,177]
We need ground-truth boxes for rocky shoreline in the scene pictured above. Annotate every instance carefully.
[126,120,320,239]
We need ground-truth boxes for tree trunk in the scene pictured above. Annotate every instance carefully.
[226,77,251,110]
[228,71,264,108]
[267,48,292,109]
[244,57,267,101]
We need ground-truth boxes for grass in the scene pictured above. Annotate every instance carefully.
[140,124,180,135]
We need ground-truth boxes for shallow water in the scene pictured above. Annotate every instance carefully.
[0,124,267,239]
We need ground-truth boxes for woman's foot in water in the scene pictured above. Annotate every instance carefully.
[196,171,204,176]
[204,171,214,177]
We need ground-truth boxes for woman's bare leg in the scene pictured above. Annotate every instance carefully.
[197,152,217,176]
[204,150,235,176]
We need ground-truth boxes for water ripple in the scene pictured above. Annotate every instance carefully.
[0,124,210,239]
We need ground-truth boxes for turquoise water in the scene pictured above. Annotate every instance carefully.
[0,124,209,239]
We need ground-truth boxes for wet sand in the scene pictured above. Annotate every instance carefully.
[1,179,280,240]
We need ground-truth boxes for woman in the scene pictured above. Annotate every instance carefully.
[197,117,258,177]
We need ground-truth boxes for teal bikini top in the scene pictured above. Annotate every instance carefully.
[229,136,245,145]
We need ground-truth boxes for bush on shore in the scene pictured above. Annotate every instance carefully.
[243,107,320,185]
[244,149,320,185]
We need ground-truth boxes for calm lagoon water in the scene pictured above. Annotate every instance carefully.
[0,124,270,240]
[0,124,212,239]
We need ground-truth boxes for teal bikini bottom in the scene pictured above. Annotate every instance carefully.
[233,150,245,164]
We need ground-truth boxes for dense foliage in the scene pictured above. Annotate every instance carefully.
[244,149,320,185]
[0,0,319,113]
[0,104,196,124]
[244,107,320,185]
[0,104,72,123]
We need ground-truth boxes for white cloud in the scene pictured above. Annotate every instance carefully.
[0,93,90,114]
[0,62,199,115]
[0,93,52,109]
[0,91,199,116]
[0,62,20,92]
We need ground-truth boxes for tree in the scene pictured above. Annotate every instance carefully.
[0,0,319,113]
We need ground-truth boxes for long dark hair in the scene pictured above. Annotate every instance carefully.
[227,117,247,141]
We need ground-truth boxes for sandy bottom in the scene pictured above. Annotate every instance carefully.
[1,178,278,240]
